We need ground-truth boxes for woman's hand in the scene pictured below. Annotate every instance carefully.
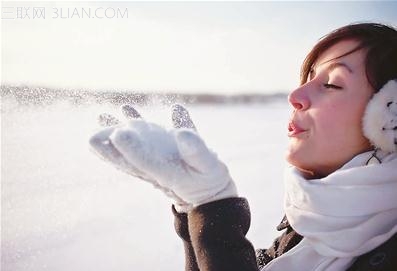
[89,104,237,212]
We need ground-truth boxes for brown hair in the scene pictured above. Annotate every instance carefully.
[301,23,397,92]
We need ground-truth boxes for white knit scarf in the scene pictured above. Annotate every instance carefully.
[262,151,397,271]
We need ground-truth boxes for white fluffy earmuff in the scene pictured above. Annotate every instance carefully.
[362,79,397,153]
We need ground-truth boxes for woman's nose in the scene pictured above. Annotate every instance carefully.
[288,85,311,111]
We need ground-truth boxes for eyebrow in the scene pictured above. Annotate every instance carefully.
[309,61,353,79]
[326,62,353,74]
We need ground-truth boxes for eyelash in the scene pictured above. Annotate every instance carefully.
[323,83,342,89]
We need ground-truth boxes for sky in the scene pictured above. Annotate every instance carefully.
[1,1,397,94]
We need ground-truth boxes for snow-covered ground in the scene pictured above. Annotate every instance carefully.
[2,99,291,270]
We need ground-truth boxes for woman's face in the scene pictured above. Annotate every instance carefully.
[286,40,374,178]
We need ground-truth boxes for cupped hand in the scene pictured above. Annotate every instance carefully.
[89,104,237,212]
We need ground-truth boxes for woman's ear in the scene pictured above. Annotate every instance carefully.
[362,79,397,153]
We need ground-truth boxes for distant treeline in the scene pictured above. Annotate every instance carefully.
[1,85,288,106]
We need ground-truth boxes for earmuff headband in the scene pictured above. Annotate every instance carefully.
[362,79,397,153]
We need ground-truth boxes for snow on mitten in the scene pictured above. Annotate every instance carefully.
[90,104,237,212]
[90,105,191,211]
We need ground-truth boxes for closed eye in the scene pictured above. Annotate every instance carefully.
[323,83,342,89]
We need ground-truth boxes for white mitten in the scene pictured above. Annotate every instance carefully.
[89,104,237,212]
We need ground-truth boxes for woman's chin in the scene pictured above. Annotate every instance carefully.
[285,152,319,179]
[285,146,303,165]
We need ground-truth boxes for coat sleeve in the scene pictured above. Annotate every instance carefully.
[173,197,259,271]
[172,205,200,271]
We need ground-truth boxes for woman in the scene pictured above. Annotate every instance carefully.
[90,23,397,270]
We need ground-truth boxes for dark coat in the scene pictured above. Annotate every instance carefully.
[173,197,397,271]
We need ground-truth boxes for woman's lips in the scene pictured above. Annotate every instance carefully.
[288,121,306,137]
